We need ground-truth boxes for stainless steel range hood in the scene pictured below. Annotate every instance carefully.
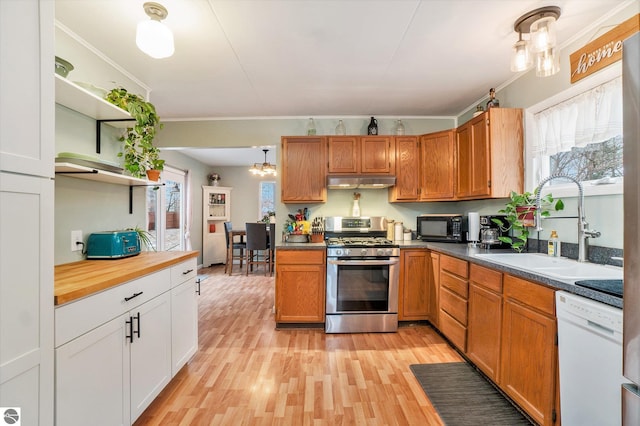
[327,175,396,189]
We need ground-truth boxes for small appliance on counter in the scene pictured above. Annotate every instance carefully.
[416,214,466,243]
[479,215,511,249]
[86,231,141,259]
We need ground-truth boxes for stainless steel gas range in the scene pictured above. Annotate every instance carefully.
[324,217,399,333]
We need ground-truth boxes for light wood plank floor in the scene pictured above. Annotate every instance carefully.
[134,265,463,425]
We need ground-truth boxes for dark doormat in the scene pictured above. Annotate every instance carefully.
[410,362,534,426]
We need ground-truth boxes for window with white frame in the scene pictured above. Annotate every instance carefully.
[525,65,623,196]
[259,181,275,220]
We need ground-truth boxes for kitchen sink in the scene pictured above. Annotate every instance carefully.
[474,253,623,282]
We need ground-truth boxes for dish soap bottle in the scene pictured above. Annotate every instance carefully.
[548,230,560,257]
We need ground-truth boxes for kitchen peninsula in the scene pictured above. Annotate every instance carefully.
[53,251,199,425]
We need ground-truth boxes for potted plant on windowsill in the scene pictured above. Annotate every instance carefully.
[493,189,564,252]
[105,87,163,179]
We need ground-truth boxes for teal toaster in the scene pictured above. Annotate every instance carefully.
[86,231,141,259]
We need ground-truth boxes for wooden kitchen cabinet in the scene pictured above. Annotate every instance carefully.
[438,255,469,352]
[281,136,327,203]
[456,108,523,199]
[467,264,503,383]
[429,252,440,326]
[420,130,456,200]
[170,259,199,376]
[275,249,326,323]
[399,249,432,320]
[327,136,395,175]
[390,131,455,202]
[500,274,557,426]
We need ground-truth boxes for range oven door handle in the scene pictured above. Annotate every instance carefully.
[327,259,399,266]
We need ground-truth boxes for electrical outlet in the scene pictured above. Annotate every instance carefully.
[71,230,83,252]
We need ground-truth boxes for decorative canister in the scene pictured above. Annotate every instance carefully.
[387,220,395,240]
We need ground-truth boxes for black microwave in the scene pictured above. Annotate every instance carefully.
[416,214,466,243]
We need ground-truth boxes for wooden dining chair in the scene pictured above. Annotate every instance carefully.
[245,222,270,276]
[224,222,245,275]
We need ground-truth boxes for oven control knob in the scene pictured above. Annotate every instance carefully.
[361,249,368,256]
[386,248,393,255]
[336,249,343,256]
[344,249,350,256]
[377,248,384,256]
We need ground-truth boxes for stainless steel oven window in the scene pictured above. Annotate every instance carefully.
[326,258,399,314]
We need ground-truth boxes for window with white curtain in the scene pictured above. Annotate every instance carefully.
[526,64,623,196]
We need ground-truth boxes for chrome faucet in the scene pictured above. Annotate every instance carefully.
[535,174,601,262]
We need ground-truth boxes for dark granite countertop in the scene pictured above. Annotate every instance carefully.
[421,242,623,309]
[274,239,622,309]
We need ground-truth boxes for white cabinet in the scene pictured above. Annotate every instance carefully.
[203,186,232,266]
[130,293,172,421]
[55,259,198,425]
[170,259,199,376]
[56,313,130,426]
[0,2,55,423]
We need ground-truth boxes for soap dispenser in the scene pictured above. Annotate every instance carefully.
[547,230,560,257]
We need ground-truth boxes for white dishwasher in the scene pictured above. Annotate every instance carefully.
[556,291,625,426]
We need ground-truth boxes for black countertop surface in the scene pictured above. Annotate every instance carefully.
[276,240,623,309]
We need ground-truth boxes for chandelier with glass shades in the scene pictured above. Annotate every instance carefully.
[511,6,561,77]
[249,149,277,176]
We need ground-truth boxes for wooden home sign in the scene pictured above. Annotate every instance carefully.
[570,14,639,84]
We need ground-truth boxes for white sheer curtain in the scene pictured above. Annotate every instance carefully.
[532,76,622,158]
[184,169,193,250]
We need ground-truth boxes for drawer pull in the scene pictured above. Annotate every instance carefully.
[124,291,143,302]
[182,269,194,275]
[196,278,201,295]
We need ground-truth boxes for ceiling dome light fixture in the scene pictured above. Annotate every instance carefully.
[249,149,277,177]
[512,6,561,76]
[136,2,175,59]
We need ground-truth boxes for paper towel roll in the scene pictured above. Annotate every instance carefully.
[468,212,480,242]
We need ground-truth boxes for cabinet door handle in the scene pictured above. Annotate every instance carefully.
[133,312,141,339]
[124,291,143,302]
[196,278,201,295]
[182,269,194,275]
[125,317,134,343]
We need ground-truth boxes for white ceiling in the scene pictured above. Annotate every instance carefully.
[54,0,632,165]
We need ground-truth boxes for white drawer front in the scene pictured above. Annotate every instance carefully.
[170,258,197,287]
[55,269,171,347]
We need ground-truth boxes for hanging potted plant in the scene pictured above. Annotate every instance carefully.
[492,189,564,252]
[105,87,163,179]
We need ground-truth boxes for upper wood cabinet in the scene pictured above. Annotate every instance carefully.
[389,136,420,201]
[328,136,395,175]
[456,108,523,199]
[281,136,327,203]
[390,131,455,202]
[421,130,456,200]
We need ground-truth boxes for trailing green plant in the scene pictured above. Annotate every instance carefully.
[105,87,164,178]
[492,189,564,252]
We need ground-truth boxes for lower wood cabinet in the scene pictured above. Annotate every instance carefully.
[399,249,432,320]
[466,264,503,382]
[500,274,557,426]
[275,249,326,323]
[433,254,559,425]
[55,258,198,426]
[438,255,469,352]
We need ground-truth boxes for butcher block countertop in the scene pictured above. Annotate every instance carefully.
[54,251,199,306]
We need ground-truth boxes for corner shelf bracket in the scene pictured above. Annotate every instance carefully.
[129,183,165,214]
[96,118,135,153]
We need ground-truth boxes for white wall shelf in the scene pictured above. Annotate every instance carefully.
[55,162,164,214]
[55,75,131,124]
